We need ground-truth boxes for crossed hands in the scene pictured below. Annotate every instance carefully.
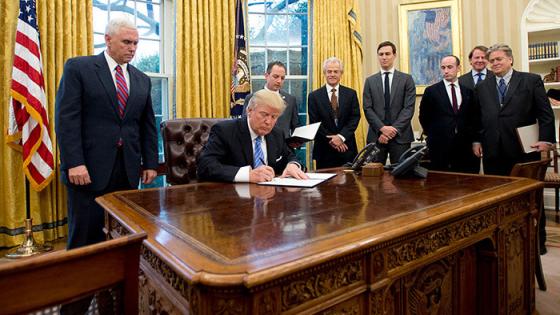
[327,135,348,152]
[378,126,398,144]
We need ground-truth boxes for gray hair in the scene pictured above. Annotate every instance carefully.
[105,16,137,36]
[247,89,286,113]
[486,43,514,62]
[322,57,344,73]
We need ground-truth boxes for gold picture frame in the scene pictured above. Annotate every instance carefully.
[398,0,462,95]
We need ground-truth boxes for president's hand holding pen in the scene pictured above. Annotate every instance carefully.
[250,158,309,182]
[249,158,276,183]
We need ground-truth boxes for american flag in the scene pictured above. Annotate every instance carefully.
[230,0,251,117]
[7,0,54,191]
[424,9,449,43]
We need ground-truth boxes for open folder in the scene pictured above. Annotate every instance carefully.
[285,122,321,146]
[257,172,336,188]
[516,123,539,153]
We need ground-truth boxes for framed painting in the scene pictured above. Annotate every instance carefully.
[398,0,462,95]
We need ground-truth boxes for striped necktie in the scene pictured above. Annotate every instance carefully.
[115,65,128,118]
[254,136,265,168]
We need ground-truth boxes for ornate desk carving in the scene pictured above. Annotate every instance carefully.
[99,171,541,315]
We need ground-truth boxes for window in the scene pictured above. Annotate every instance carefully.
[93,0,173,187]
[247,0,310,165]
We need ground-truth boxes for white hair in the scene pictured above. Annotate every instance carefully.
[322,57,344,73]
[105,16,137,36]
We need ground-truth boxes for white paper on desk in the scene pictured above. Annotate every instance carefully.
[516,123,539,153]
[257,172,336,188]
[290,122,321,141]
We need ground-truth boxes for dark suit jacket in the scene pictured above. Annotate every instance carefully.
[419,81,478,172]
[458,69,494,91]
[308,85,360,167]
[242,90,299,139]
[363,70,416,144]
[473,70,555,160]
[197,118,300,182]
[55,53,158,191]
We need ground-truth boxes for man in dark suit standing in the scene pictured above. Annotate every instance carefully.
[56,16,159,249]
[55,17,158,313]
[458,45,494,90]
[198,89,307,183]
[308,57,360,169]
[363,41,416,164]
[472,43,555,175]
[242,61,299,140]
[420,55,479,173]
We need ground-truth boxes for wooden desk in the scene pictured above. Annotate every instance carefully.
[98,171,541,315]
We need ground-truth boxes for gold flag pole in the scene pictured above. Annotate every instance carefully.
[5,179,53,258]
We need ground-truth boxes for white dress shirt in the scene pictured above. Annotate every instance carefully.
[443,79,462,110]
[104,50,130,92]
[380,67,395,92]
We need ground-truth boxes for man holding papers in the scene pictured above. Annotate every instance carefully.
[471,44,555,175]
[197,89,308,183]
[308,57,361,169]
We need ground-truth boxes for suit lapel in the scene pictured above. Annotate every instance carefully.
[320,86,337,122]
[94,53,120,119]
[390,71,401,107]
[374,73,384,104]
[436,81,455,115]
[337,85,346,117]
[502,70,520,108]
[458,83,469,113]
[279,90,288,103]
[480,77,501,111]
[238,119,254,166]
[466,74,475,89]
[124,65,140,120]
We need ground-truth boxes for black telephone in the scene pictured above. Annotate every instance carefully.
[389,145,428,178]
[349,143,380,172]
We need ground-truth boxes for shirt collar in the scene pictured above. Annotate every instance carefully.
[104,50,128,72]
[496,68,513,84]
[380,67,395,75]
[326,83,340,92]
[472,68,487,79]
[443,78,459,87]
[247,118,261,142]
[264,86,280,95]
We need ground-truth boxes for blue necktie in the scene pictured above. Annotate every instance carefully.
[254,136,264,168]
[476,72,484,85]
[383,72,391,125]
[498,78,507,105]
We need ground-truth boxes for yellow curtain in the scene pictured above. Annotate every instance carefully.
[0,0,92,247]
[176,0,236,118]
[312,0,367,150]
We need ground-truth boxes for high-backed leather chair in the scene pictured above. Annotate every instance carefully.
[0,232,147,315]
[161,118,225,185]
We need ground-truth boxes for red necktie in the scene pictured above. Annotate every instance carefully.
[450,83,458,114]
[115,65,128,118]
